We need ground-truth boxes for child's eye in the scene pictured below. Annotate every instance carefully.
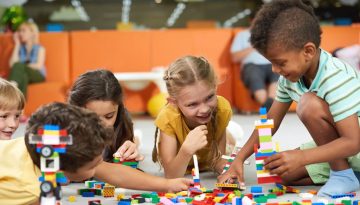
[105,115,114,119]
[206,94,215,101]
[187,103,197,107]
[15,114,21,119]
[0,115,7,119]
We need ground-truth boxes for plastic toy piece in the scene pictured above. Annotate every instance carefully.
[29,124,73,205]
[103,185,115,197]
[254,108,282,184]
[88,199,101,205]
[192,155,201,189]
[250,186,262,193]
[275,183,300,194]
[330,192,356,199]
[68,195,76,202]
[113,157,139,168]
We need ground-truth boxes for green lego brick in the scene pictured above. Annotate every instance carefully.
[292,201,302,205]
[260,149,275,153]
[113,158,120,163]
[151,197,160,203]
[266,194,277,199]
[122,161,139,166]
[341,200,351,205]
[141,193,152,198]
[131,199,138,204]
[185,198,193,203]
[255,196,267,203]
[234,190,242,197]
[256,164,263,170]
[259,136,272,142]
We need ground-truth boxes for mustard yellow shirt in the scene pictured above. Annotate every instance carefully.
[0,137,41,205]
[155,96,232,171]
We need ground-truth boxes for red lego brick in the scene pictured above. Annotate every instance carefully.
[257,176,282,184]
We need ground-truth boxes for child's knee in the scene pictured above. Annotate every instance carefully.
[297,92,330,121]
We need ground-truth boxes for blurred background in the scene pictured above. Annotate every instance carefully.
[0,0,359,32]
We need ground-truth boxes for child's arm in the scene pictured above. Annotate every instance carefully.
[27,47,45,71]
[265,114,360,176]
[94,161,192,192]
[218,100,291,183]
[9,33,20,67]
[159,125,208,178]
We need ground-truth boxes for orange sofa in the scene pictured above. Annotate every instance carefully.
[70,29,234,113]
[231,26,360,113]
[0,32,70,116]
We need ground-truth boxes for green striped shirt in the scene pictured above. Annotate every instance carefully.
[276,49,360,122]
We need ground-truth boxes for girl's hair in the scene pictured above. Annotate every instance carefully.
[152,56,221,170]
[250,0,321,54]
[68,69,134,162]
[0,78,25,111]
[19,21,40,44]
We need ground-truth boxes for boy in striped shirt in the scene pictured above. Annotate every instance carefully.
[219,0,360,197]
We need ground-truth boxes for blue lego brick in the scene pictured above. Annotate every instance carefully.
[260,119,267,123]
[312,203,325,205]
[82,191,95,197]
[253,193,264,198]
[236,197,242,205]
[170,198,177,203]
[331,193,355,198]
[251,186,262,193]
[118,200,131,205]
[255,151,276,158]
[44,124,60,130]
[217,193,225,197]
[259,107,267,115]
[56,176,67,183]
[194,179,200,183]
[353,200,360,205]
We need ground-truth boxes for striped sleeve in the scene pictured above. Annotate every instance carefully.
[318,64,360,122]
[275,77,293,103]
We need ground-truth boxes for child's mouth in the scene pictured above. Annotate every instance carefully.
[1,131,13,139]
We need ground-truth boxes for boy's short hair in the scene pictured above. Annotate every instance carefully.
[250,0,322,54]
[0,78,25,110]
[25,102,112,172]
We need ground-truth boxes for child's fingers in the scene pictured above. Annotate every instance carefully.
[264,153,281,164]
[135,154,145,161]
[264,158,282,170]
[123,145,136,159]
[126,150,139,160]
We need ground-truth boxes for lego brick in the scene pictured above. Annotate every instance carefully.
[82,192,95,197]
[255,151,277,158]
[44,124,60,130]
[250,186,262,193]
[259,107,267,115]
[257,176,282,184]
[258,128,272,136]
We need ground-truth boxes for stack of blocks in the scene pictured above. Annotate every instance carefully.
[113,157,139,168]
[103,185,115,198]
[255,107,282,184]
[192,155,201,189]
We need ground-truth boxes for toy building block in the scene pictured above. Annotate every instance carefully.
[254,108,282,184]
[192,155,201,189]
[275,183,300,193]
[117,193,125,201]
[250,186,262,193]
[68,195,76,202]
[29,124,73,205]
[88,200,101,205]
[82,192,95,197]
[103,185,115,197]
[330,192,356,199]
[353,200,360,205]
[113,157,139,168]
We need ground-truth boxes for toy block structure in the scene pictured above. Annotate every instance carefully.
[275,183,300,194]
[254,108,282,184]
[192,155,201,189]
[29,124,73,205]
[113,157,139,168]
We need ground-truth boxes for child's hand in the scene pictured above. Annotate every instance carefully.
[264,149,305,176]
[182,125,208,155]
[217,159,245,188]
[113,140,144,161]
[214,159,228,174]
[165,178,192,192]
[13,32,20,45]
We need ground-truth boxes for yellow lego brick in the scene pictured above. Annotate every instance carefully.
[214,197,222,203]
[176,191,188,196]
[68,195,76,202]
[215,183,238,188]
[256,170,271,175]
[43,130,60,136]
[165,193,177,198]
[117,193,125,201]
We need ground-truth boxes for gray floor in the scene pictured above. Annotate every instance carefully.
[14,113,360,204]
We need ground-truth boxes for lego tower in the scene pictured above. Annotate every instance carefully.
[254,108,282,184]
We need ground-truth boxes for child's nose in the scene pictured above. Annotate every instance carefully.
[272,65,280,74]
[7,117,17,128]
[199,103,210,113]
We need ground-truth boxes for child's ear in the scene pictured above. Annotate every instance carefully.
[167,97,177,106]
[303,42,317,59]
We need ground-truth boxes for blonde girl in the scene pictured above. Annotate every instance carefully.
[152,56,233,178]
